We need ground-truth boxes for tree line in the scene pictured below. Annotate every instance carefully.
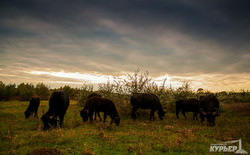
[1,69,249,109]
[0,81,80,101]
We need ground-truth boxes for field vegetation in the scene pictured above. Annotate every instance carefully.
[1,100,249,154]
[0,70,249,154]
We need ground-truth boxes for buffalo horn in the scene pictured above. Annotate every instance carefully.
[212,108,218,116]
[200,108,206,115]
[49,115,54,119]
[201,111,206,115]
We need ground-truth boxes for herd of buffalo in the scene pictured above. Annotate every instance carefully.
[24,91,220,130]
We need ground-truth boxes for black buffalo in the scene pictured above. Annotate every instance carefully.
[87,92,102,121]
[199,94,220,126]
[176,98,199,120]
[24,97,40,119]
[131,93,165,121]
[80,96,120,126]
[41,91,69,130]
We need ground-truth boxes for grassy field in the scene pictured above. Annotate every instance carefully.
[0,100,249,154]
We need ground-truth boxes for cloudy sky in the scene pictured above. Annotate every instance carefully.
[0,0,250,92]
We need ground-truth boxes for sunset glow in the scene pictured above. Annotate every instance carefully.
[25,70,250,92]
[29,71,114,84]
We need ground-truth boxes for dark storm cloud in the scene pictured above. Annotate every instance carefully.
[0,0,250,90]
[2,0,250,42]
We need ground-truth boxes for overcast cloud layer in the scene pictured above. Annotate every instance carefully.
[0,0,250,91]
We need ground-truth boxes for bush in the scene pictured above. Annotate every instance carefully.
[0,82,17,101]
[35,83,50,100]
[17,83,35,101]
[51,86,81,100]
[5,84,17,101]
[216,90,250,103]
[78,84,94,107]
[0,81,6,101]
[62,86,80,100]
[121,69,153,94]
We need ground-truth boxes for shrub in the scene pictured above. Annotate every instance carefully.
[35,83,50,100]
[216,90,250,103]
[0,82,17,101]
[5,84,17,101]
[0,81,6,101]
[17,83,35,101]
[78,84,94,107]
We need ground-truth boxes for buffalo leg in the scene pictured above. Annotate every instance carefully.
[131,106,138,121]
[200,114,205,123]
[34,110,38,118]
[103,113,107,124]
[150,110,155,120]
[53,115,58,127]
[176,108,180,119]
[59,115,64,127]
[196,113,199,120]
[89,111,94,124]
[110,115,114,125]
[182,111,187,119]
[94,112,97,120]
[193,112,198,120]
[110,119,113,125]
[97,112,102,121]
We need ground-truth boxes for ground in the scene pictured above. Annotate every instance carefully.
[0,101,249,154]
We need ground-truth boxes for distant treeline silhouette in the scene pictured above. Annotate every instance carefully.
[1,70,250,112]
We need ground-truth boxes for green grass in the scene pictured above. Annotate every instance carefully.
[0,101,249,154]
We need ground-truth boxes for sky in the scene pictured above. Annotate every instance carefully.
[0,0,250,92]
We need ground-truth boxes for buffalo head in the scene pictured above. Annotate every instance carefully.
[41,115,51,130]
[200,108,219,126]
[80,109,88,122]
[114,116,120,126]
[24,111,31,119]
[41,114,59,130]
[158,109,166,120]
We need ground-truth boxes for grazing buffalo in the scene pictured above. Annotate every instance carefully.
[199,94,220,126]
[24,97,40,119]
[41,91,69,130]
[130,93,165,121]
[80,96,120,126]
[176,98,199,120]
[87,92,102,121]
